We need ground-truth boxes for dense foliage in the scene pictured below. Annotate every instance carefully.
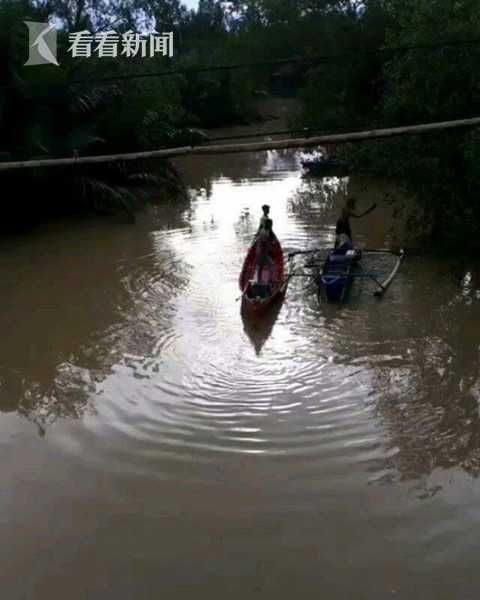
[0,0,479,244]
[282,0,480,248]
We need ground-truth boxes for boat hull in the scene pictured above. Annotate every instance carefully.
[239,234,285,313]
[241,285,286,313]
[319,248,361,302]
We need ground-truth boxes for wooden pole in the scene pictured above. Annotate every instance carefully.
[0,117,479,172]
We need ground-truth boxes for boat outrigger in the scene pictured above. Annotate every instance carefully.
[288,244,405,303]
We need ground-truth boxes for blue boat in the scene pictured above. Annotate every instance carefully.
[292,244,404,303]
[318,245,362,302]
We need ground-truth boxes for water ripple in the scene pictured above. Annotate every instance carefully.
[39,151,480,489]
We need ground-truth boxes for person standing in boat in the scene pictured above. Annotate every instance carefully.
[335,197,376,248]
[255,217,273,283]
[257,204,272,236]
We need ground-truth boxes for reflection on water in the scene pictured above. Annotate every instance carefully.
[241,296,284,356]
[1,147,480,598]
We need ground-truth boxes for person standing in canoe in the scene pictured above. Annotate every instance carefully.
[255,217,274,283]
[257,204,272,236]
[335,197,377,248]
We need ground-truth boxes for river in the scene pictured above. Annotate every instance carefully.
[1,147,480,599]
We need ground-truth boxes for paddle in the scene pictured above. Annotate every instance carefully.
[282,254,299,288]
[359,203,377,217]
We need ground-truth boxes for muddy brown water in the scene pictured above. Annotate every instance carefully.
[1,148,480,599]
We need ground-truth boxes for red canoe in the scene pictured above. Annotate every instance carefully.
[238,234,287,312]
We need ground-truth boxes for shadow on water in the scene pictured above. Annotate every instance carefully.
[241,296,285,356]
[0,203,191,434]
[366,259,480,486]
[310,253,480,487]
